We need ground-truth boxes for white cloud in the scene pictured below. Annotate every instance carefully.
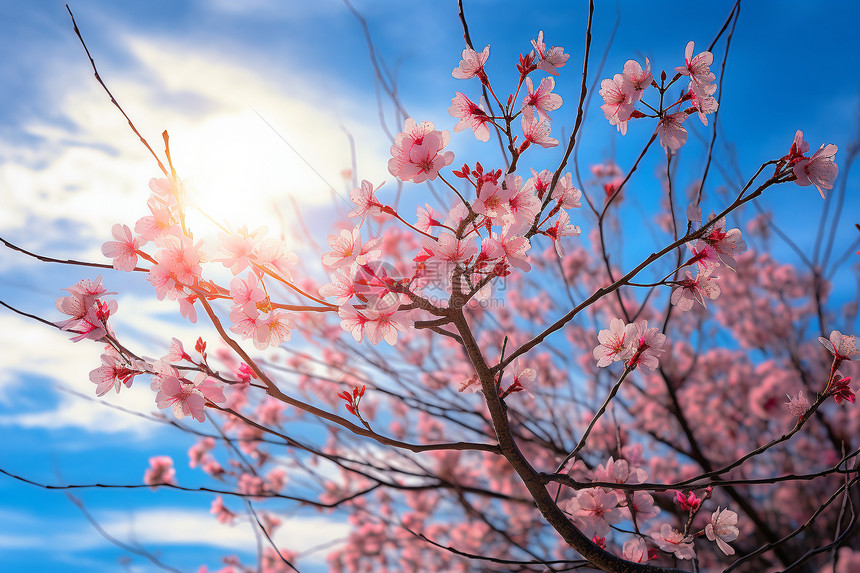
[111,507,349,558]
[0,312,159,435]
[0,505,348,564]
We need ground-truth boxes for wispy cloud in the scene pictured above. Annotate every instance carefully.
[0,505,348,564]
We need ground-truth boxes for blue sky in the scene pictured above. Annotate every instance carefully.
[1,1,858,572]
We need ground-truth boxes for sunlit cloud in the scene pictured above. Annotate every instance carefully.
[0,25,390,252]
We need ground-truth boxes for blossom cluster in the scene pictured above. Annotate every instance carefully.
[671,214,747,312]
[592,318,667,371]
[317,32,584,344]
[599,40,719,153]
[565,455,739,561]
[55,275,117,343]
[783,130,839,198]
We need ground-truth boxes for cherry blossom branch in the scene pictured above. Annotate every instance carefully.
[452,310,688,573]
[400,520,590,568]
[543,450,860,492]
[66,6,168,177]
[781,511,858,573]
[1,467,381,508]
[693,1,739,209]
[555,365,633,472]
[456,0,510,169]
[195,288,501,454]
[0,236,147,272]
[497,161,782,372]
[526,0,594,234]
[66,494,182,573]
[341,0,408,123]
[245,501,300,573]
[252,262,337,309]
[723,475,860,572]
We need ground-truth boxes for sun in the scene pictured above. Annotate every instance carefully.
[167,109,341,242]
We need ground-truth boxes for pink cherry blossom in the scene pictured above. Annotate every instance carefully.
[89,345,147,396]
[689,84,719,126]
[522,76,562,121]
[449,92,492,142]
[788,129,810,160]
[415,203,444,233]
[675,41,715,89]
[489,228,531,273]
[627,320,667,371]
[671,270,720,311]
[144,455,176,487]
[238,473,265,497]
[524,168,552,201]
[319,269,358,305]
[656,112,688,153]
[593,456,646,490]
[701,216,747,270]
[567,488,623,538]
[505,174,541,232]
[349,180,384,218]
[67,299,116,343]
[785,391,810,418]
[338,303,368,342]
[599,73,634,135]
[705,507,739,555]
[321,227,381,270]
[188,437,215,468]
[229,302,263,341]
[543,209,581,258]
[793,143,839,198]
[420,232,477,265]
[530,31,569,75]
[55,280,118,343]
[135,196,174,242]
[651,523,695,560]
[685,240,721,276]
[230,272,266,308]
[388,119,455,184]
[266,467,287,492]
[452,45,489,80]
[818,330,857,361]
[148,228,206,301]
[622,537,651,563]
[520,107,558,149]
[687,203,702,223]
[55,275,115,331]
[364,306,412,346]
[102,223,140,272]
[152,365,224,423]
[251,237,298,280]
[552,172,582,209]
[152,365,208,423]
[216,225,267,275]
[505,358,537,396]
[623,58,652,101]
[473,180,513,223]
[148,176,178,199]
[211,496,236,525]
[254,310,295,350]
[628,491,661,523]
[593,318,636,367]
[165,337,191,363]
